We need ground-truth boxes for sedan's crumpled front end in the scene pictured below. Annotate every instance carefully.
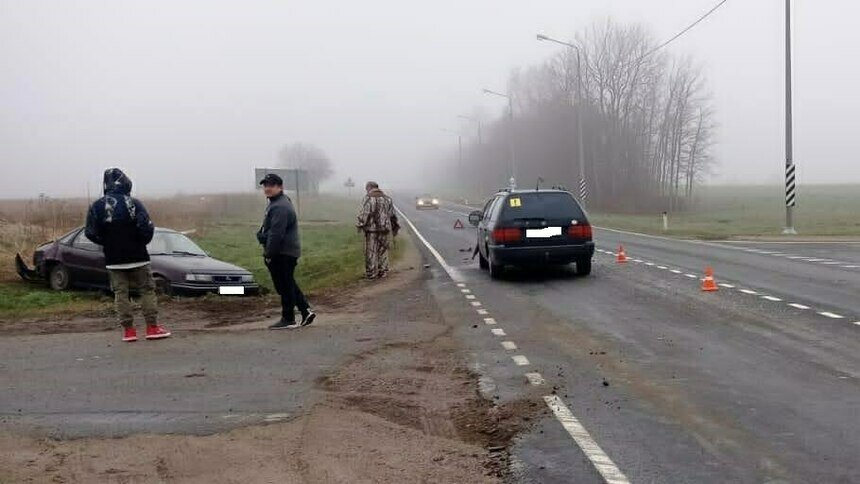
[15,253,42,282]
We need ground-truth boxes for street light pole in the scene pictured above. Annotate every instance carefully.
[537,33,587,202]
[783,0,797,234]
[441,128,463,179]
[459,114,484,197]
[483,88,517,188]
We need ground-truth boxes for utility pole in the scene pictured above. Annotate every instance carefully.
[783,0,797,234]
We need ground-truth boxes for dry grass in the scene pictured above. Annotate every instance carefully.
[0,193,265,281]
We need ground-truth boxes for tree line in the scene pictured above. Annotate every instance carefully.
[441,20,716,212]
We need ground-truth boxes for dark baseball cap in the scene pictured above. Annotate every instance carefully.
[259,173,283,186]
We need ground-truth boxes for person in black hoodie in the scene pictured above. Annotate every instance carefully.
[256,173,315,330]
[85,168,171,342]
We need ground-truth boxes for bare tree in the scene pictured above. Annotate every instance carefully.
[278,142,334,189]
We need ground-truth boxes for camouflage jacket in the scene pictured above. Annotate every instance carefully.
[357,188,399,234]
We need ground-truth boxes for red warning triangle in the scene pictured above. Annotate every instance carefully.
[453,219,464,229]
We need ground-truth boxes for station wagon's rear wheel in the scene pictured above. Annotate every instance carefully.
[48,264,71,291]
[576,258,592,276]
[478,251,489,270]
[488,259,504,279]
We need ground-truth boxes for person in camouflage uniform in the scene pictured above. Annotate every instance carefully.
[356,181,399,279]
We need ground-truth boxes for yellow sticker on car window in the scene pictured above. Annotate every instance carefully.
[509,197,522,207]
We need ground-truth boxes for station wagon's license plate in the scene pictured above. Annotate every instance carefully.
[526,226,562,238]
[219,286,245,295]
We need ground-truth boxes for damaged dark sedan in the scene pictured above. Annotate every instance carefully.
[16,227,259,296]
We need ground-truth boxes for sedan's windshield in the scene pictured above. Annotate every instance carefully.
[148,232,207,256]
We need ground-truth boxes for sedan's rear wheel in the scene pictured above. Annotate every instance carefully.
[576,258,592,276]
[48,264,71,291]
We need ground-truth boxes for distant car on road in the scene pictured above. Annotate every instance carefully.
[468,189,594,278]
[16,227,259,296]
[415,194,440,210]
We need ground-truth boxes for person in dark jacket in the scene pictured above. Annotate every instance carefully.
[256,173,315,330]
[85,168,171,342]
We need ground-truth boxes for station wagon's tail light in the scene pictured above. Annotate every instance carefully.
[567,224,592,240]
[492,227,522,243]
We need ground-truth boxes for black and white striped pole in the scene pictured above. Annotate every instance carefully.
[783,0,797,235]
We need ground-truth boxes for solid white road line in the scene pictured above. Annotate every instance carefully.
[483,318,497,325]
[491,328,506,336]
[818,311,844,319]
[544,395,631,484]
[395,208,463,281]
[789,303,811,310]
[525,372,545,385]
[511,355,530,366]
[501,341,518,350]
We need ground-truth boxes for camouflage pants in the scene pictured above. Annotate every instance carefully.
[108,265,158,328]
[364,231,390,279]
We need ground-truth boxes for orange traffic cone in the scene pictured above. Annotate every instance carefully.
[701,266,719,292]
[616,245,628,263]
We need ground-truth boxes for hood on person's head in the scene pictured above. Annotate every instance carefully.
[103,168,132,195]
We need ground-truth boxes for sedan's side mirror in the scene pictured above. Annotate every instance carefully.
[468,210,483,226]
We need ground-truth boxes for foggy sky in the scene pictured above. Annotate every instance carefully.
[1,0,858,199]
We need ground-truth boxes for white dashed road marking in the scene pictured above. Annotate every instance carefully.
[511,355,530,366]
[477,309,489,315]
[491,328,506,336]
[465,294,476,300]
[597,248,859,328]
[470,301,482,307]
[544,395,631,484]
[483,318,497,325]
[525,372,545,385]
[818,312,844,319]
[501,341,518,350]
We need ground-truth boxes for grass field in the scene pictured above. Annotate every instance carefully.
[588,185,860,239]
[0,192,400,320]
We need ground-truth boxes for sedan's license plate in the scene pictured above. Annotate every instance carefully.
[526,227,562,238]
[219,286,245,295]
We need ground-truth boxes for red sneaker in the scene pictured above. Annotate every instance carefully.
[145,324,171,340]
[122,327,138,342]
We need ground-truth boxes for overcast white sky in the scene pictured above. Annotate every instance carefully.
[1,0,857,198]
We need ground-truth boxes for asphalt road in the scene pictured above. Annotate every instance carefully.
[397,197,859,483]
